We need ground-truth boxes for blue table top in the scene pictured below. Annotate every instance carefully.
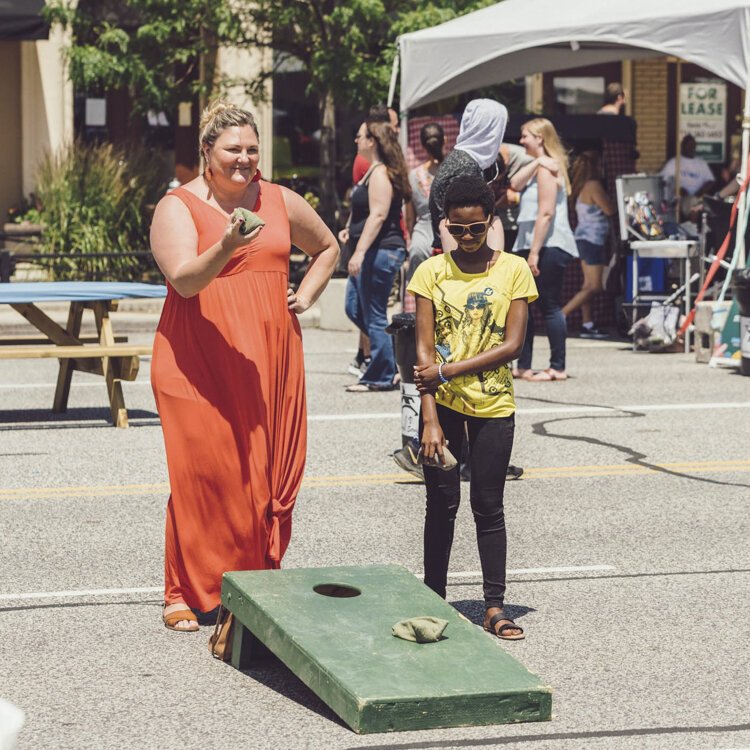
[0,282,168,304]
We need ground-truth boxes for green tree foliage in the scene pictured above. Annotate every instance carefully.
[244,0,496,222]
[45,0,497,224]
[46,0,495,111]
[43,0,246,113]
[254,0,495,109]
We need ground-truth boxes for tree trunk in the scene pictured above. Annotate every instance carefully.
[318,89,337,228]
[199,22,219,112]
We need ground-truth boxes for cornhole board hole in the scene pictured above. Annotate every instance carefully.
[221,564,552,734]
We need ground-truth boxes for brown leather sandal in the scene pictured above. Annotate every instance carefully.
[163,607,199,632]
[484,612,525,641]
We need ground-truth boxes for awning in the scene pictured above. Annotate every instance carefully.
[0,0,49,41]
[398,0,750,111]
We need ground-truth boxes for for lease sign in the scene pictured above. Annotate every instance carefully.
[679,82,727,163]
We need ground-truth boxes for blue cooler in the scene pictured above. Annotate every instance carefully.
[624,257,668,302]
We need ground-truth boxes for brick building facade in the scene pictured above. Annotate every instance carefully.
[536,59,743,174]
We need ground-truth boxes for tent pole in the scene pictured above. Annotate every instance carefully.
[736,54,750,268]
[387,50,399,109]
[388,47,408,156]
[674,60,682,216]
[399,111,409,157]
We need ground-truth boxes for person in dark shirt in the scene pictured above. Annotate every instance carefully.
[341,105,401,376]
[343,119,412,391]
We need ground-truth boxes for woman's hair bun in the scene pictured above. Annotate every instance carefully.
[199,99,259,151]
[199,100,235,132]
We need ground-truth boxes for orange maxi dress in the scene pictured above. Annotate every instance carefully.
[151,181,306,613]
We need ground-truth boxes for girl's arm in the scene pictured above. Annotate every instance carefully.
[414,298,529,390]
[414,294,446,464]
[527,167,558,276]
[590,180,615,216]
[509,156,559,192]
[404,197,417,239]
[282,187,340,313]
[487,216,505,252]
[348,166,392,277]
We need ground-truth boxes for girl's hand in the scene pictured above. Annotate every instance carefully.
[222,211,262,253]
[527,251,540,277]
[348,250,366,277]
[287,287,311,314]
[414,363,443,392]
[421,421,446,464]
[338,227,350,245]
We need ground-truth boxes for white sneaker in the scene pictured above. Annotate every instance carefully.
[580,326,608,339]
[347,356,371,376]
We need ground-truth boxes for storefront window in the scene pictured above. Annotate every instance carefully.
[553,77,605,114]
[272,53,320,184]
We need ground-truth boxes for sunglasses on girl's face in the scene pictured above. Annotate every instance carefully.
[445,218,491,237]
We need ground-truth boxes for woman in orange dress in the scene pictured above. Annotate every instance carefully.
[149,101,339,631]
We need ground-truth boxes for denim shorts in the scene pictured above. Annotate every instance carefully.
[576,239,606,266]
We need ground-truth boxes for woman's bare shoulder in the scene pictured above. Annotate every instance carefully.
[153,191,192,224]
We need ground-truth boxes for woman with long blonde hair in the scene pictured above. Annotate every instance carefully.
[563,150,614,338]
[509,118,578,381]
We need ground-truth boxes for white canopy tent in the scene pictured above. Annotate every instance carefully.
[396,0,750,110]
[393,0,750,263]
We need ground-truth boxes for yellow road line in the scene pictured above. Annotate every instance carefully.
[1,459,749,499]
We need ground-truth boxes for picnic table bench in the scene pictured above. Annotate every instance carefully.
[0,282,167,427]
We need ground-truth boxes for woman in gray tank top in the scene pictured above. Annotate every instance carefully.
[510,118,577,381]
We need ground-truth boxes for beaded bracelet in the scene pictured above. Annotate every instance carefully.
[438,363,450,384]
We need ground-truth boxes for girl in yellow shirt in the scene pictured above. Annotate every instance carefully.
[407,174,538,640]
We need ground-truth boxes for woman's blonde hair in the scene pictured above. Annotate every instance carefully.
[570,150,602,205]
[523,117,570,193]
[199,100,258,159]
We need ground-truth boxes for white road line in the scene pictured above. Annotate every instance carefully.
[1,391,748,415]
[0,566,616,602]
[0,586,162,601]
[446,565,616,578]
[2,401,749,429]
[308,401,750,421]
[0,418,161,429]
[309,412,399,422]
[0,382,153,390]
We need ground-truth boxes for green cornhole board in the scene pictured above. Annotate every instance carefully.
[221,564,552,734]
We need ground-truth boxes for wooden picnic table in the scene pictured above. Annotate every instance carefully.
[0,281,167,427]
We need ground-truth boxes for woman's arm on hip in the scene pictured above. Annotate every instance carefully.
[282,186,339,313]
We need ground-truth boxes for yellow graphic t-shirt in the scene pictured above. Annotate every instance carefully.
[407,251,538,418]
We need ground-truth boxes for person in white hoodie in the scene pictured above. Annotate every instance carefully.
[428,99,508,254]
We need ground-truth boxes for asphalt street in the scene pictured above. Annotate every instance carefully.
[1,307,749,750]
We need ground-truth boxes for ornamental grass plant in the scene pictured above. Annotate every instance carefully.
[33,140,166,281]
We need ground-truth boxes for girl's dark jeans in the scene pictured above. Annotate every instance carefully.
[517,246,573,371]
[420,404,515,609]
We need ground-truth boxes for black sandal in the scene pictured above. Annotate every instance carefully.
[484,612,525,641]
